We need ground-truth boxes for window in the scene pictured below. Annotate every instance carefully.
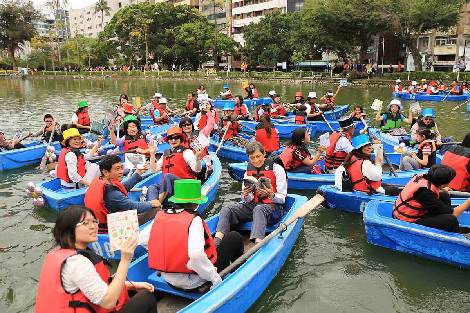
[118,2,122,8]
[435,37,447,46]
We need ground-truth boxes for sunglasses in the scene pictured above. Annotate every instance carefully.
[423,117,433,120]
[167,135,181,141]
[181,123,192,127]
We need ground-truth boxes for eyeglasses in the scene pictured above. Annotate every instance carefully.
[181,123,192,127]
[167,135,181,141]
[76,219,99,228]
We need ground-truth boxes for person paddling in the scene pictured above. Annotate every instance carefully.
[441,132,470,192]
[233,95,250,120]
[393,165,470,233]
[84,154,161,232]
[279,128,324,173]
[56,127,101,188]
[72,100,91,134]
[140,179,244,291]
[219,102,241,141]
[35,205,157,313]
[31,114,61,143]
[109,115,153,159]
[0,131,26,150]
[410,108,442,146]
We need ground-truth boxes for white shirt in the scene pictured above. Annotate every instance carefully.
[61,254,108,305]
[242,163,287,204]
[334,136,354,154]
[71,113,78,124]
[61,151,93,188]
[138,215,221,289]
[155,148,201,173]
[361,159,382,181]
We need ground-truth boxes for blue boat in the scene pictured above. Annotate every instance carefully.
[89,154,222,260]
[364,200,470,268]
[240,120,317,139]
[228,153,422,190]
[318,184,465,214]
[213,98,263,109]
[467,103,470,112]
[392,92,470,101]
[0,141,62,171]
[283,104,350,121]
[125,193,308,312]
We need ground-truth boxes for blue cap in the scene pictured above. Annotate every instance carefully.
[223,84,230,89]
[352,134,372,150]
[222,100,235,111]
[421,108,435,118]
[262,97,273,105]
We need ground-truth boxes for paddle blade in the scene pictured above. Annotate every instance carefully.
[292,194,325,220]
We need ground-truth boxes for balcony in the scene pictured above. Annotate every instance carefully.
[433,45,457,55]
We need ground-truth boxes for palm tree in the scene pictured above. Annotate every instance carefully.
[94,0,111,31]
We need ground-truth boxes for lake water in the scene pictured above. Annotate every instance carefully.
[0,77,469,313]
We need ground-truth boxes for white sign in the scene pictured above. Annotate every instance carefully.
[107,210,139,251]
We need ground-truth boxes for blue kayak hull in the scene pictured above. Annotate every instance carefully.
[364,200,470,268]
[240,120,317,138]
[214,98,264,109]
[319,185,465,214]
[126,194,308,312]
[229,159,423,190]
[89,154,222,260]
[0,141,61,171]
[392,92,470,101]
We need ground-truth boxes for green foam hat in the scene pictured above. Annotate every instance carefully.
[168,179,208,205]
[78,100,89,108]
[123,114,139,124]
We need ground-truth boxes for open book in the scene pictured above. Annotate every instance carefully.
[107,210,139,251]
[243,176,272,190]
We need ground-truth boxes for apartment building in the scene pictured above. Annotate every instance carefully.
[416,3,470,71]
[69,0,151,38]
[232,0,303,45]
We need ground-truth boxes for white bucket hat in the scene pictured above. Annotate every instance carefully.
[268,90,277,96]
[411,81,417,86]
[388,99,402,111]
[395,79,401,83]
[159,97,167,104]
[308,92,317,98]
[154,92,162,98]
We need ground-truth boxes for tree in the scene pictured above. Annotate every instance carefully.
[381,0,464,70]
[0,0,40,69]
[243,11,300,68]
[94,0,111,31]
[46,0,68,64]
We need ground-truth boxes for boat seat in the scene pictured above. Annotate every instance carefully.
[147,271,204,300]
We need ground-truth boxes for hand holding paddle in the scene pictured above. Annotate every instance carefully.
[215,122,231,155]
[39,124,56,170]
[199,194,325,293]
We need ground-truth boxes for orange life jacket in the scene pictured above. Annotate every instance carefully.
[323,97,335,111]
[441,145,470,191]
[234,104,248,117]
[221,118,239,140]
[56,148,86,183]
[162,146,196,179]
[246,158,279,204]
[347,156,382,194]
[123,134,149,157]
[35,248,129,313]
[151,104,169,124]
[325,132,351,171]
[77,111,91,126]
[84,178,128,233]
[294,108,307,124]
[185,99,197,112]
[271,103,286,117]
[393,175,440,222]
[279,144,304,170]
[147,210,217,273]
[255,128,280,153]
[254,105,270,121]
[198,111,219,130]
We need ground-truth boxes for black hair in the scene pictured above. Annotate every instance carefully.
[179,116,194,132]
[290,128,307,146]
[343,149,372,170]
[53,205,96,249]
[119,94,128,101]
[259,114,272,137]
[425,164,456,187]
[235,95,244,104]
[188,92,195,97]
[44,114,54,121]
[99,155,122,174]
[462,132,470,148]
[123,119,141,135]
[353,105,364,113]
[246,141,265,156]
[416,127,433,140]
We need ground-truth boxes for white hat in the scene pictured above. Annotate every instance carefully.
[308,91,317,98]
[411,81,417,86]
[388,99,402,111]
[268,90,277,96]
[327,91,334,96]
[159,97,167,104]
[395,79,401,83]
[154,92,162,98]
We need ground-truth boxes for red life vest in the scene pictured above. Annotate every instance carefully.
[323,97,335,111]
[162,146,196,179]
[347,156,382,194]
[185,99,196,112]
[255,128,280,153]
[198,111,219,130]
[221,118,239,140]
[325,132,351,171]
[279,144,304,170]
[123,134,148,156]
[441,145,470,191]
[77,111,91,126]
[393,175,440,222]
[439,84,446,91]
[254,105,270,121]
[147,210,217,273]
[56,148,86,183]
[234,104,248,117]
[408,86,416,94]
[151,104,169,125]
[246,158,279,204]
[35,248,129,313]
[84,178,128,233]
[271,103,286,117]
[294,109,307,124]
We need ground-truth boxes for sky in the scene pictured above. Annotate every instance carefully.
[32,0,97,10]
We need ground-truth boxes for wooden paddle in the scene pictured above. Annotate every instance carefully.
[17,132,33,143]
[215,122,231,155]
[320,112,335,132]
[451,98,470,111]
[441,89,453,102]
[39,124,56,170]
[199,194,325,293]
